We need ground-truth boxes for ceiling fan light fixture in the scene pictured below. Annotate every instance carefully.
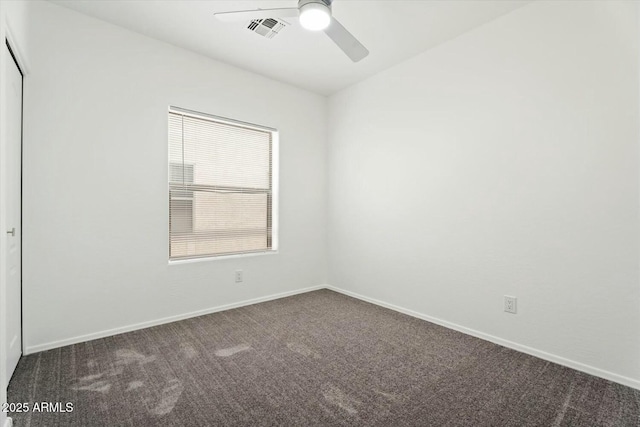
[214,0,369,62]
[299,2,331,31]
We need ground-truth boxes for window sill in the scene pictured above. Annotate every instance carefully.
[168,250,278,265]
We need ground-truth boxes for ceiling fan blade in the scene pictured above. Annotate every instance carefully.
[323,18,369,62]
[214,8,300,22]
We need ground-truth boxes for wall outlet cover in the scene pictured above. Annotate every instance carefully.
[504,295,517,314]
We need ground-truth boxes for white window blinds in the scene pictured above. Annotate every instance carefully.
[168,108,276,260]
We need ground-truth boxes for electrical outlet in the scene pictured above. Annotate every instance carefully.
[235,270,243,283]
[504,296,517,314]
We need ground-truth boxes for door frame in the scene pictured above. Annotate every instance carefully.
[5,36,24,358]
[0,11,28,414]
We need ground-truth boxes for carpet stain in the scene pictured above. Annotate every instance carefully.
[115,349,156,366]
[287,342,321,359]
[180,343,198,359]
[126,381,144,391]
[552,380,575,426]
[149,379,184,416]
[215,344,251,357]
[322,384,359,415]
[72,379,112,393]
[108,367,125,377]
[375,390,400,402]
[79,373,104,382]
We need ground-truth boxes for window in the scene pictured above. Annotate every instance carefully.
[168,107,277,260]
[169,163,193,234]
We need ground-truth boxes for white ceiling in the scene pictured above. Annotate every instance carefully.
[50,0,530,95]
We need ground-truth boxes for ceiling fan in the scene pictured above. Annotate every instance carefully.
[214,0,369,62]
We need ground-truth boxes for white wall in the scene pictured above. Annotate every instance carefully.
[21,1,327,352]
[328,0,640,386]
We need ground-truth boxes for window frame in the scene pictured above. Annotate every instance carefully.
[167,106,279,263]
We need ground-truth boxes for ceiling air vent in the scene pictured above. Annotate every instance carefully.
[247,18,287,39]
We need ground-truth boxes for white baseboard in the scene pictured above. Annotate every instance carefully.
[4,417,13,427]
[24,283,640,391]
[25,285,326,355]
[326,285,640,391]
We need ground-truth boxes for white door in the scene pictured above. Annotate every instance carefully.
[4,42,23,385]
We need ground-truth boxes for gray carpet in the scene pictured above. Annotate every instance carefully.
[7,289,640,426]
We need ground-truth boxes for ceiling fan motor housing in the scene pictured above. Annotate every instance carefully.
[298,0,332,8]
[298,0,332,17]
